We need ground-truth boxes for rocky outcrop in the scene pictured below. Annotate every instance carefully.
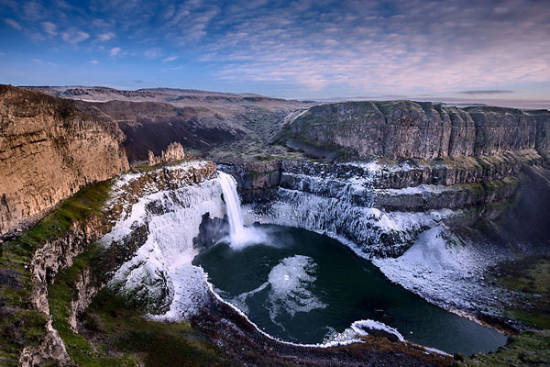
[148,141,185,166]
[0,85,129,236]
[16,161,217,366]
[219,160,282,202]
[280,101,550,160]
[30,214,109,316]
[244,151,541,257]
[68,269,97,332]
[19,320,71,367]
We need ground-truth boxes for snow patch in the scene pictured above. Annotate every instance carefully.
[373,226,511,313]
[105,178,226,319]
[324,319,405,344]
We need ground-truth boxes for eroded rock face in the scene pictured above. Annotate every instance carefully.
[281,101,550,160]
[20,161,218,366]
[19,320,71,367]
[148,141,185,166]
[0,85,129,236]
[247,152,539,257]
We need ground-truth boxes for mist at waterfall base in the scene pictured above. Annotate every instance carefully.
[210,172,506,355]
[217,172,266,247]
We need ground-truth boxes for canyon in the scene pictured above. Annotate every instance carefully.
[0,86,129,236]
[1,85,549,366]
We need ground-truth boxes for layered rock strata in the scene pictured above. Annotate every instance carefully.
[0,85,129,236]
[18,161,216,366]
[280,101,550,160]
[241,150,541,258]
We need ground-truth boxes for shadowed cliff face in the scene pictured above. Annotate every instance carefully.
[280,101,550,160]
[0,85,129,236]
[29,86,314,163]
[78,100,243,162]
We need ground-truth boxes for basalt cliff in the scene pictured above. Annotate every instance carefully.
[279,101,550,160]
[1,86,549,367]
[0,86,129,236]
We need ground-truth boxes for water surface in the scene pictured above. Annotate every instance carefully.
[194,224,507,355]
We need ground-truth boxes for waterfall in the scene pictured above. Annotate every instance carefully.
[218,171,265,247]
[218,172,246,243]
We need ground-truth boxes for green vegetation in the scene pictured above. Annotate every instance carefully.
[10,181,111,252]
[498,257,550,330]
[86,290,230,367]
[455,331,550,367]
[0,180,112,366]
[130,159,187,173]
[46,242,230,366]
[48,244,134,367]
[458,257,550,366]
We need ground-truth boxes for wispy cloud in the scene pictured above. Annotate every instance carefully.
[1,0,549,98]
[41,21,57,36]
[201,0,550,94]
[61,29,90,44]
[4,18,22,30]
[22,1,46,21]
[98,32,115,42]
[110,47,121,57]
[144,48,162,58]
[460,90,514,95]
[90,59,99,64]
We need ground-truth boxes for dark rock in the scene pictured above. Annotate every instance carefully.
[281,101,550,160]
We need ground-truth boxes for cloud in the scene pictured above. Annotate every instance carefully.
[22,1,46,21]
[144,48,162,58]
[4,18,22,30]
[110,47,121,56]
[460,90,514,95]
[61,29,90,44]
[202,0,550,94]
[98,32,115,42]
[41,22,57,36]
[2,0,549,98]
[90,59,99,64]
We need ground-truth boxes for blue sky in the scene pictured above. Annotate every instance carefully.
[1,0,549,100]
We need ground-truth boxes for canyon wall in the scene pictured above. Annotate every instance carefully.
[0,85,129,236]
[281,101,550,160]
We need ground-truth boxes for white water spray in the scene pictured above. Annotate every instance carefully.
[218,172,246,241]
[218,171,265,247]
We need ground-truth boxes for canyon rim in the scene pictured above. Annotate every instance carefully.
[2,1,550,366]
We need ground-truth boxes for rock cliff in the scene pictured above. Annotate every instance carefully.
[0,161,217,366]
[0,85,129,236]
[147,141,185,166]
[280,101,550,160]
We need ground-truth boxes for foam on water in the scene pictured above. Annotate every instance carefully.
[229,255,326,327]
[267,255,326,320]
[324,319,405,344]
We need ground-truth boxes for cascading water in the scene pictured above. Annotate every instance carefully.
[218,171,265,247]
[218,172,246,242]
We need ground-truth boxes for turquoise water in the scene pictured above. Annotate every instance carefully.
[193,224,507,355]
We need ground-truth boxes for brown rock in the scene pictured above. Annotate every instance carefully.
[0,85,129,236]
[147,141,185,166]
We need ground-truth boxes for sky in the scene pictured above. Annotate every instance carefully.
[1,0,550,101]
